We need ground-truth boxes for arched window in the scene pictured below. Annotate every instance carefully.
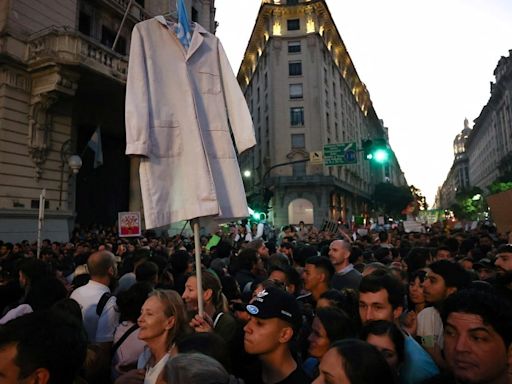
[288,198,313,224]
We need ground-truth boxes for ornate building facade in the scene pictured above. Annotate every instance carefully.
[237,0,406,227]
[436,119,471,209]
[436,50,512,209]
[466,50,512,191]
[0,0,216,241]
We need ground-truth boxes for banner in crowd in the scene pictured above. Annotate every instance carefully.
[118,211,142,237]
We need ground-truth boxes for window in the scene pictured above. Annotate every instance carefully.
[101,25,126,55]
[79,12,91,36]
[287,0,299,5]
[293,162,306,176]
[288,41,301,53]
[289,61,302,76]
[291,134,305,149]
[287,19,300,31]
[289,83,303,99]
[290,107,304,126]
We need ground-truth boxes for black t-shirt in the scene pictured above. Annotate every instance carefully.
[275,366,311,384]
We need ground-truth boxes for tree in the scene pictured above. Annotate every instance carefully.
[410,185,428,212]
[373,182,414,217]
[488,181,512,194]
[453,186,484,220]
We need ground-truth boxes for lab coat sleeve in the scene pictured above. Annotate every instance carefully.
[217,40,256,154]
[125,25,151,156]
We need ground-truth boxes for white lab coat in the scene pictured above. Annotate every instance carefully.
[125,17,256,229]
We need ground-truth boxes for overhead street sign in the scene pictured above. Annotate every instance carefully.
[309,151,323,165]
[323,142,358,166]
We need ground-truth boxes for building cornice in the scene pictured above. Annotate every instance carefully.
[237,0,372,116]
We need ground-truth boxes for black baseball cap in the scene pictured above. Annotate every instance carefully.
[473,258,496,270]
[246,286,301,329]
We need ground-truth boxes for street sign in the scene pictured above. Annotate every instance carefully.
[323,142,358,166]
[309,151,323,165]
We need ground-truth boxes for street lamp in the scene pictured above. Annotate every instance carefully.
[58,139,82,208]
[243,170,251,178]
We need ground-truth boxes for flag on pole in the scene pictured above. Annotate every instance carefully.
[176,0,192,49]
[87,126,103,168]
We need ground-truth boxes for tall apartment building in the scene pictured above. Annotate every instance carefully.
[466,50,512,191]
[237,0,406,227]
[0,0,216,241]
[436,119,471,209]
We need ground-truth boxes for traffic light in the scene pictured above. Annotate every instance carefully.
[371,138,390,163]
[361,138,390,163]
[362,139,373,160]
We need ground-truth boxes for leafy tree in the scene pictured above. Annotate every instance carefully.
[488,181,512,194]
[453,186,484,220]
[373,182,414,217]
[410,185,428,212]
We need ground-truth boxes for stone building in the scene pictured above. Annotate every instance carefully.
[466,50,512,191]
[0,0,216,241]
[436,119,471,209]
[237,0,406,227]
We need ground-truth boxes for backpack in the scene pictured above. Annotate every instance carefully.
[96,292,113,317]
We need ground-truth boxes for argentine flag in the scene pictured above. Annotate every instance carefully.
[87,126,103,168]
[176,0,192,50]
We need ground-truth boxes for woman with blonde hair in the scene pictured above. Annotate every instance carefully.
[115,289,190,384]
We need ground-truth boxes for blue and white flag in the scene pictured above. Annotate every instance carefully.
[176,0,192,49]
[87,126,103,168]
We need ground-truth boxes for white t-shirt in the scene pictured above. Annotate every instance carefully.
[70,280,119,343]
[417,306,444,349]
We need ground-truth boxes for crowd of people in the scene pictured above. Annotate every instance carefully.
[0,220,511,384]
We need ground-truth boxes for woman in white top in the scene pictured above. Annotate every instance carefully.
[115,289,190,384]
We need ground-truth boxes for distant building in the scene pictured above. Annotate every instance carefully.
[436,49,512,209]
[0,0,216,241]
[237,0,406,227]
[466,50,512,191]
[436,119,471,209]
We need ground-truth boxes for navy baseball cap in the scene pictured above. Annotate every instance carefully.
[246,286,301,329]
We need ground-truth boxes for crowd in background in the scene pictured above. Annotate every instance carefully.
[0,219,511,384]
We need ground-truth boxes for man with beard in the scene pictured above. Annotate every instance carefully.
[328,239,361,290]
[70,250,119,344]
[494,244,512,302]
[70,250,119,383]
[495,244,512,275]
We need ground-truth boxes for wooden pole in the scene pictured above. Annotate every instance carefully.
[191,218,204,317]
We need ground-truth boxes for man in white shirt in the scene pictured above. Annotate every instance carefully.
[71,250,119,344]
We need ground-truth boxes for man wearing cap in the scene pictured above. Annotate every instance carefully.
[244,286,310,384]
[474,258,497,281]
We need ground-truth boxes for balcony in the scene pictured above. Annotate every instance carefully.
[27,27,128,83]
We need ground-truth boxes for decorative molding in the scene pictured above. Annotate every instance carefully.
[286,149,308,160]
[0,68,31,91]
[27,92,58,181]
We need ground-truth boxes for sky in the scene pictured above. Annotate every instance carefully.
[214,0,512,206]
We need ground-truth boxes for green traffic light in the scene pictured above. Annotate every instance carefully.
[373,148,389,163]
